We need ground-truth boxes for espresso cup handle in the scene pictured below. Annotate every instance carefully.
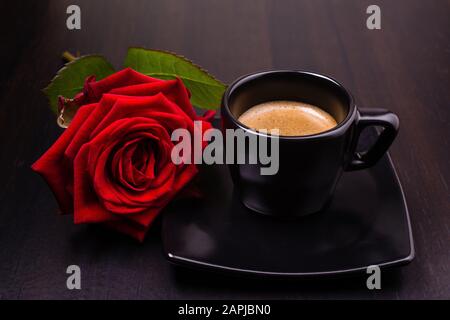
[347,108,399,171]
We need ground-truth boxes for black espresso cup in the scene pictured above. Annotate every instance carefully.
[221,70,399,217]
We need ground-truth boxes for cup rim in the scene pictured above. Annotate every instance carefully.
[222,70,357,140]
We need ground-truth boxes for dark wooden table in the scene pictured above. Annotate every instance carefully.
[0,0,448,299]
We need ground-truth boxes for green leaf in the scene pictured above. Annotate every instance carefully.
[124,48,226,110]
[43,55,115,114]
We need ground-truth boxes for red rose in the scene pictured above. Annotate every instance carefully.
[32,68,214,241]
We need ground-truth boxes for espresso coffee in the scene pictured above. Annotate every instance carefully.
[238,100,337,136]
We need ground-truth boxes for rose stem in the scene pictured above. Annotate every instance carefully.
[62,51,78,62]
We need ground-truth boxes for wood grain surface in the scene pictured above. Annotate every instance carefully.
[0,0,448,299]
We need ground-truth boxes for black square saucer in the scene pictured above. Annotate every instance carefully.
[162,129,414,278]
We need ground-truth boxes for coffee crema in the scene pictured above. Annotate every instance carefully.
[238,100,337,136]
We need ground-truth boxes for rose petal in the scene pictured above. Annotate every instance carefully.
[65,94,120,161]
[120,162,198,229]
[32,104,96,214]
[109,78,197,120]
[85,68,160,101]
[83,118,176,214]
[90,93,193,138]
[73,143,117,224]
